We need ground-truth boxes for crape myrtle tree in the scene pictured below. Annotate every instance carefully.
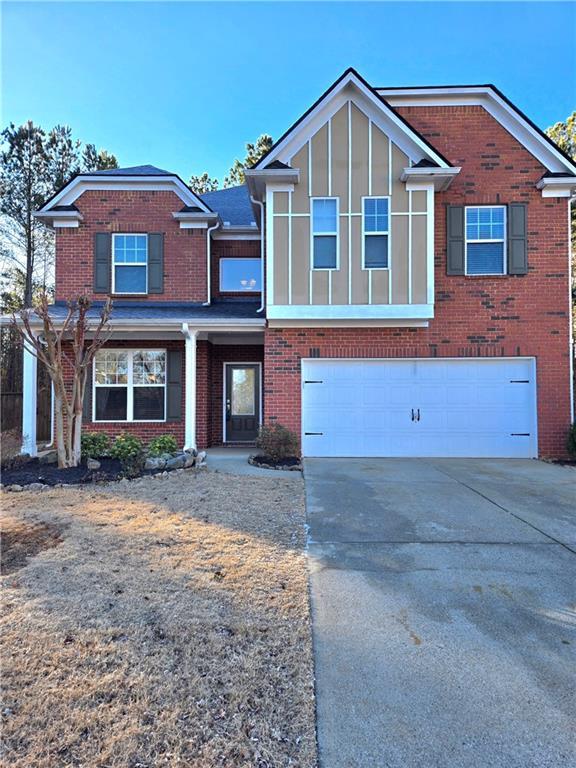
[11,293,113,468]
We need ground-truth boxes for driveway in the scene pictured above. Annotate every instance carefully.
[305,458,576,768]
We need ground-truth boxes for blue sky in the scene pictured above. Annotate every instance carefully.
[2,2,575,183]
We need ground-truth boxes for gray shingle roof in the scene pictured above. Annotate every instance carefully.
[48,301,263,322]
[85,164,175,176]
[200,185,256,227]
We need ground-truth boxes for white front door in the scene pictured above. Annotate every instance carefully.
[301,358,537,458]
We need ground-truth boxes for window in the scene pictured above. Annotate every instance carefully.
[312,198,338,269]
[220,258,261,292]
[465,206,506,275]
[363,197,389,269]
[112,234,148,293]
[94,349,166,421]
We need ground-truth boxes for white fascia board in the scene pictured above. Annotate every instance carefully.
[266,304,434,320]
[268,319,430,328]
[34,209,83,228]
[17,318,266,333]
[37,175,213,213]
[213,230,261,240]
[536,177,576,198]
[245,169,299,200]
[380,86,576,175]
[401,166,461,191]
[256,72,451,172]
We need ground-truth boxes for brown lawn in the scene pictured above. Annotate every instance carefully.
[0,470,317,768]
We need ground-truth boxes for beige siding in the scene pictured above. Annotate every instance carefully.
[312,269,329,304]
[332,215,349,304]
[331,104,349,212]
[351,216,368,304]
[350,103,369,212]
[391,144,409,213]
[391,215,409,303]
[311,123,329,197]
[371,124,389,196]
[412,190,427,213]
[273,217,289,304]
[291,145,309,214]
[371,268,390,304]
[273,191,289,214]
[411,215,427,304]
[291,216,310,304]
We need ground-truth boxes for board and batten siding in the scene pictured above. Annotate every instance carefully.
[267,100,431,308]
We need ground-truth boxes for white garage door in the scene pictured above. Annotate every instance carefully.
[301,358,537,458]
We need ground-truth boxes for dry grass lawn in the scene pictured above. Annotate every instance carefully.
[0,470,317,767]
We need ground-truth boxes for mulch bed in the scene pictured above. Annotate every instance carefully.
[1,457,126,487]
[249,454,302,471]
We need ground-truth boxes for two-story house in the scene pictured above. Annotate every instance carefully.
[26,69,576,458]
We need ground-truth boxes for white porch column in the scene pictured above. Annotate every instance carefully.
[21,340,38,456]
[182,324,198,452]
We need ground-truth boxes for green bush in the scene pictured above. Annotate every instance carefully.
[147,434,178,457]
[567,423,576,458]
[110,433,145,477]
[256,423,299,462]
[81,431,111,459]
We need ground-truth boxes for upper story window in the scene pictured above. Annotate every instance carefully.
[112,234,148,293]
[465,206,506,275]
[312,198,338,269]
[220,258,261,292]
[93,349,166,422]
[362,197,389,269]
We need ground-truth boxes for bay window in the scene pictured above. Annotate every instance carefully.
[94,349,166,422]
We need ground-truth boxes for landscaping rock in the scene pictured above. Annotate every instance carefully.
[8,485,23,492]
[27,483,46,492]
[38,450,58,465]
[196,451,207,466]
[145,457,166,471]
[160,453,173,463]
[86,458,101,470]
[183,452,196,468]
[166,455,185,470]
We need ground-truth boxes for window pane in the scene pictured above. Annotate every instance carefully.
[95,351,128,384]
[231,368,255,416]
[364,198,388,233]
[467,242,505,274]
[220,258,261,292]
[95,387,127,421]
[133,387,164,420]
[364,235,388,268]
[312,199,337,233]
[313,235,337,268]
[115,265,147,293]
[466,207,505,241]
[133,351,166,385]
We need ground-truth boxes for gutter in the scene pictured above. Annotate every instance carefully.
[251,195,266,313]
[203,220,220,306]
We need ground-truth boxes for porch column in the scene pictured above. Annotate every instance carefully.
[182,325,198,452]
[21,339,38,456]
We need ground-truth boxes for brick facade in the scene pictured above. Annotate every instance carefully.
[263,106,572,458]
[55,190,208,302]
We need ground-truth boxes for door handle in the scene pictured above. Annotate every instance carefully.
[417,408,420,422]
[226,399,231,419]
[411,408,415,421]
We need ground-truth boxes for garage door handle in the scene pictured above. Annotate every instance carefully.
[417,408,420,422]
[411,409,415,421]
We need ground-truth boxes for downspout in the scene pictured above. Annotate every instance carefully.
[203,220,220,306]
[569,195,575,423]
[251,196,265,313]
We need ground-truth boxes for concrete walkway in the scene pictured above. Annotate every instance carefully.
[205,447,301,478]
[305,458,576,768]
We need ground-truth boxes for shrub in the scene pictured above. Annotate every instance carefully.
[81,432,111,459]
[256,423,299,462]
[147,434,178,457]
[567,423,576,458]
[110,433,145,477]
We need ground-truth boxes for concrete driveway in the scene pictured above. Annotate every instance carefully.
[305,459,576,768]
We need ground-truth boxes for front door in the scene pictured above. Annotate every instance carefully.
[225,364,260,442]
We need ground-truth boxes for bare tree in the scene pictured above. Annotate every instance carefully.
[11,293,112,468]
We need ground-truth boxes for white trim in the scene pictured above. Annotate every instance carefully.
[401,166,461,191]
[288,191,293,305]
[266,184,275,308]
[223,362,262,444]
[308,140,312,197]
[92,348,167,423]
[569,198,575,422]
[388,139,393,301]
[368,120,373,197]
[181,325,197,451]
[426,186,435,305]
[361,196,391,271]
[268,319,430,329]
[267,303,434,320]
[348,101,352,305]
[380,86,576,176]
[310,197,340,271]
[219,257,262,294]
[408,190,412,303]
[464,205,507,276]
[21,339,38,456]
[37,175,213,213]
[327,117,332,196]
[111,233,148,295]
[212,231,261,241]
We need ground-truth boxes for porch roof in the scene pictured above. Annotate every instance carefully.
[47,300,263,323]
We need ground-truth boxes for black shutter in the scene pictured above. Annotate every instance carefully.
[507,204,528,275]
[446,205,465,275]
[166,349,182,422]
[148,233,164,293]
[94,233,111,293]
[83,362,93,422]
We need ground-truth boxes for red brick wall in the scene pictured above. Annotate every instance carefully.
[211,239,261,300]
[264,106,572,458]
[55,190,208,302]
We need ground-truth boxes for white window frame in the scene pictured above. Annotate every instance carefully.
[361,196,390,270]
[310,196,340,271]
[93,348,167,423]
[219,257,262,293]
[111,233,148,295]
[464,205,507,276]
